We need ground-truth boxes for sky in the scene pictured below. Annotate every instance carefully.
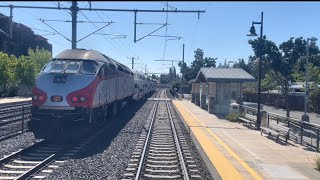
[1,1,320,75]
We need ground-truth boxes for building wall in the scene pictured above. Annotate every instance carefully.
[0,13,52,57]
[215,82,241,115]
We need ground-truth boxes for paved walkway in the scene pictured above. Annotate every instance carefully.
[173,99,320,180]
[0,97,31,106]
[263,104,320,125]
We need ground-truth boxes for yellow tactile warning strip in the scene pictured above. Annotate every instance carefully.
[173,100,263,180]
[172,100,244,180]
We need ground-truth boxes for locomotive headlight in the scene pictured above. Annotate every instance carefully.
[79,96,86,102]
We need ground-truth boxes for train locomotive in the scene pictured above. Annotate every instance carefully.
[29,49,156,140]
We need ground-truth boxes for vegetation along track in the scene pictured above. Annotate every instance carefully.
[122,89,201,180]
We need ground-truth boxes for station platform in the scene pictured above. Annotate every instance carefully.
[0,97,31,106]
[172,99,320,180]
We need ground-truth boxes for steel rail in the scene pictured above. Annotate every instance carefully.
[166,100,189,180]
[134,90,162,180]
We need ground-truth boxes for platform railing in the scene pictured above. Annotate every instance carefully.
[240,105,320,151]
[0,101,32,140]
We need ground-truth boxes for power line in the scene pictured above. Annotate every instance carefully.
[187,2,211,63]
[0,2,205,50]
[39,18,71,42]
[32,28,55,34]
[162,1,169,60]
[92,2,140,58]
[78,10,118,48]
[51,1,71,15]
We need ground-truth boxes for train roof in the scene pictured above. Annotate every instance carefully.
[54,49,132,74]
[54,49,111,62]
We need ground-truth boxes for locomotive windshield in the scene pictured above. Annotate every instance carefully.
[41,59,98,75]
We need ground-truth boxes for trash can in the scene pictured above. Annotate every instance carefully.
[230,102,240,114]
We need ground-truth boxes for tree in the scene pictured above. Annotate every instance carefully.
[151,74,158,80]
[248,36,320,117]
[15,55,38,93]
[261,72,279,91]
[233,58,251,74]
[27,47,52,73]
[178,48,217,82]
[0,52,18,96]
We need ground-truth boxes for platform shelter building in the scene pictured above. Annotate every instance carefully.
[190,68,256,115]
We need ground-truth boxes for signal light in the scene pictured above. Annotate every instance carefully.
[72,96,78,102]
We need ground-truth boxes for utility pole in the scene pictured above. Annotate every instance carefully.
[127,56,139,69]
[71,1,78,49]
[182,43,185,80]
[9,5,13,39]
[145,64,147,75]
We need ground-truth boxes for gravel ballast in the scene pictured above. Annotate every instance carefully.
[0,132,37,159]
[46,99,155,180]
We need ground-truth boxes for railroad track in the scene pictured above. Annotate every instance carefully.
[0,124,107,180]
[122,89,201,180]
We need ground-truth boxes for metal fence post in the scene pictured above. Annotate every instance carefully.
[300,121,303,144]
[21,105,25,132]
[317,129,319,152]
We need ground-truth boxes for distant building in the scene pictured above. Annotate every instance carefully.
[273,82,320,93]
[0,13,52,57]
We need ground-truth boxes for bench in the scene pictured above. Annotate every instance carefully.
[238,114,257,128]
[261,123,290,143]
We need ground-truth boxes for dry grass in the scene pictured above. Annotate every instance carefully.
[315,156,320,171]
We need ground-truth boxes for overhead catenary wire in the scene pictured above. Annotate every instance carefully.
[39,18,71,42]
[187,2,210,65]
[51,1,71,15]
[78,10,118,48]
[92,2,142,65]
[162,1,169,60]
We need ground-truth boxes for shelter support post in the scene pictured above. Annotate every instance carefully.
[195,83,200,106]
[201,82,207,110]
[207,82,216,114]
[191,83,196,103]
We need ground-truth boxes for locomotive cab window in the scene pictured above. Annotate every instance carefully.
[81,61,98,75]
[65,61,81,73]
[41,61,54,72]
[50,60,67,73]
[106,63,116,75]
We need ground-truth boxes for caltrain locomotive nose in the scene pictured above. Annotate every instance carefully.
[30,49,157,141]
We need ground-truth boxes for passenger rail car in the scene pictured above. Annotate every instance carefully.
[30,49,135,139]
[131,70,157,101]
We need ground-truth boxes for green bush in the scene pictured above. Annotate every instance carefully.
[226,113,245,122]
[315,156,320,171]
[310,88,320,114]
